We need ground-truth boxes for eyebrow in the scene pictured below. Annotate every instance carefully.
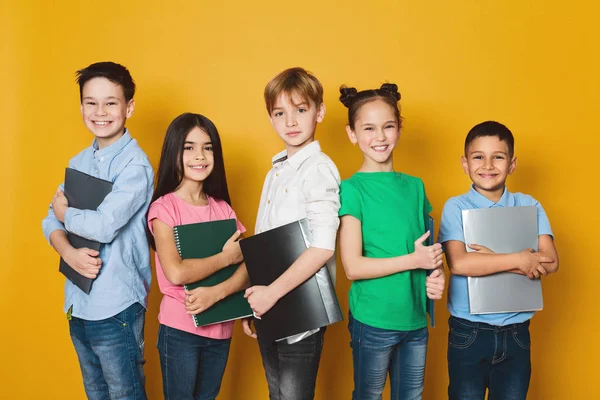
[361,120,396,127]
[82,96,121,101]
[184,141,212,145]
[470,150,508,155]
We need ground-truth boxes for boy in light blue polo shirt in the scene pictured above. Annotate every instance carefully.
[438,121,559,400]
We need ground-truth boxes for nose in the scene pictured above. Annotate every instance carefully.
[483,157,494,169]
[375,128,386,141]
[195,149,206,160]
[285,115,297,128]
[95,104,107,116]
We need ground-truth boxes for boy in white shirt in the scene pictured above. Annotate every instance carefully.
[243,67,341,400]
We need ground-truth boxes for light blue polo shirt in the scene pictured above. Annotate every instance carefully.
[438,186,553,326]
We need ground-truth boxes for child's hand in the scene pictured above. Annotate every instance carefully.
[412,231,443,270]
[52,189,69,223]
[426,268,445,300]
[468,244,494,254]
[242,318,257,339]
[64,247,101,279]
[517,249,552,279]
[244,285,277,317]
[222,230,243,265]
[184,286,220,315]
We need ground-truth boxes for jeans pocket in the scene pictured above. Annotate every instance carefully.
[448,319,477,349]
[512,326,531,350]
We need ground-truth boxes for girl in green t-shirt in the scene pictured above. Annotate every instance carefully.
[338,83,445,400]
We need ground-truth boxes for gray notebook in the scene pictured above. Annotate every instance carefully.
[462,206,543,314]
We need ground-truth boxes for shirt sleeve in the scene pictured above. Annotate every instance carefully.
[42,182,67,242]
[226,204,247,234]
[64,164,153,243]
[437,198,466,244]
[147,201,176,234]
[528,197,553,238]
[339,180,362,222]
[302,161,341,251]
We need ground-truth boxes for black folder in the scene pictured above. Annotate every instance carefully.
[58,168,113,294]
[240,219,343,342]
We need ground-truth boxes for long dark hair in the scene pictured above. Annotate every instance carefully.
[147,113,232,250]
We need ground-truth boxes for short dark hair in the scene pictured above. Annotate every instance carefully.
[75,62,135,102]
[339,83,402,130]
[465,121,515,158]
[147,113,232,250]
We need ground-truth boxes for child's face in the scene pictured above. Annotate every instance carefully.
[180,127,215,184]
[80,77,134,148]
[269,91,325,156]
[462,136,516,196]
[346,99,399,166]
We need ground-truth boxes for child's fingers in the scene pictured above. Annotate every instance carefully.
[244,287,255,298]
[415,231,431,246]
[429,268,442,278]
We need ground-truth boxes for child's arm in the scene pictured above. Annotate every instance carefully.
[152,219,243,286]
[443,240,553,278]
[184,262,251,315]
[60,164,152,243]
[339,215,443,280]
[245,162,340,317]
[536,234,559,273]
[49,230,102,278]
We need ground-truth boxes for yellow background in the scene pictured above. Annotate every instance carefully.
[2,0,599,398]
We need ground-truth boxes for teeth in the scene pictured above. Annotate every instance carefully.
[372,145,388,151]
[94,121,110,126]
[190,165,207,170]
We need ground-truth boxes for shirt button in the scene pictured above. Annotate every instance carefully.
[276,173,279,177]
[267,200,271,204]
[285,188,288,193]
[100,157,104,162]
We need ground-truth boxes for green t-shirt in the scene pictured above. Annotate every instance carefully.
[339,172,432,331]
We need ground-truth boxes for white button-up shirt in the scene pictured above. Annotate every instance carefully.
[255,140,341,343]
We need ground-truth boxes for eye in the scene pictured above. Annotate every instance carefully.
[184,146,193,151]
[298,108,307,113]
[274,111,283,117]
[204,146,213,151]
[473,155,483,160]
[106,102,116,106]
[494,155,505,160]
[385,124,395,129]
[85,102,96,106]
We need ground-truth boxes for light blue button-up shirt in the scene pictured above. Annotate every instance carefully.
[438,186,553,326]
[42,130,154,320]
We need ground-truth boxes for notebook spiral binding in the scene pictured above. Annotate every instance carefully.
[173,227,183,257]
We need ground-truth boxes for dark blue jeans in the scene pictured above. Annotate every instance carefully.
[69,302,147,400]
[349,313,428,400]
[157,324,231,400]
[447,316,532,400]
[258,328,326,400]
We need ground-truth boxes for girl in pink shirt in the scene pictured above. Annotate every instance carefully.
[147,113,249,400]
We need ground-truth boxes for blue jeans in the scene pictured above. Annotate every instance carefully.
[348,313,428,400]
[157,324,231,400]
[257,328,326,400]
[69,302,147,400]
[447,316,531,400]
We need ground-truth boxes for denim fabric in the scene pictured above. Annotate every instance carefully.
[257,328,326,400]
[349,313,428,400]
[448,316,531,400]
[69,302,147,400]
[157,324,231,400]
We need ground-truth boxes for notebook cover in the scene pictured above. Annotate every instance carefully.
[174,219,252,326]
[58,168,113,294]
[463,206,543,314]
[240,219,343,342]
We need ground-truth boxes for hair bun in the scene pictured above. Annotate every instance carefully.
[339,86,358,108]
[379,83,401,102]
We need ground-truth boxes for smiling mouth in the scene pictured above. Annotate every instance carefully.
[478,173,498,179]
[189,165,208,170]
[93,121,112,127]
[372,145,389,152]
[287,131,301,136]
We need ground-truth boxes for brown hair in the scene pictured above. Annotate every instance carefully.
[339,83,402,130]
[264,67,323,114]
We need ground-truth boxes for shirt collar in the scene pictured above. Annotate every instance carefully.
[466,185,512,208]
[271,141,321,170]
[92,129,132,159]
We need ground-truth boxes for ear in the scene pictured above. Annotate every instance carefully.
[346,125,357,144]
[126,99,135,119]
[508,156,517,175]
[461,155,469,175]
[316,103,326,123]
[80,102,84,118]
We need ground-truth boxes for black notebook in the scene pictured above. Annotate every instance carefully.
[173,219,253,327]
[58,168,113,294]
[240,219,343,342]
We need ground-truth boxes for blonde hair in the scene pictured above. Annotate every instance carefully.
[264,67,323,114]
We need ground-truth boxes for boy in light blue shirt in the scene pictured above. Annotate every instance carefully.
[42,62,153,400]
[438,121,559,400]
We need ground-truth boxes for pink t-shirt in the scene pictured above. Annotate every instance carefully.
[148,192,246,339]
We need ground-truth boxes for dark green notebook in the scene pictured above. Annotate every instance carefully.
[173,218,252,327]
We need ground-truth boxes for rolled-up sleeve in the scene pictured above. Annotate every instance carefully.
[302,162,341,251]
[64,164,152,243]
[42,183,67,242]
